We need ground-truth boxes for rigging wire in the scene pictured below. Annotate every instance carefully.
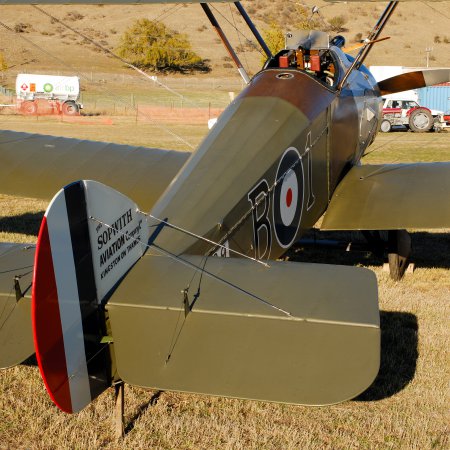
[210,3,264,58]
[362,131,405,157]
[137,211,270,268]
[152,3,184,23]
[229,3,250,75]
[30,5,201,108]
[421,1,450,21]
[30,4,218,110]
[89,215,291,318]
[164,254,208,363]
[216,125,328,249]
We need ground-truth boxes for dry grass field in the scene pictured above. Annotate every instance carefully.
[0,115,449,449]
[0,1,449,447]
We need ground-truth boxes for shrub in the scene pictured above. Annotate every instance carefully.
[328,15,348,33]
[434,35,441,44]
[65,11,84,21]
[14,22,33,33]
[354,32,363,42]
[0,52,7,71]
[117,19,209,73]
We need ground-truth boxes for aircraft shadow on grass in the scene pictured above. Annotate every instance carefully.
[21,311,418,413]
[121,310,419,430]
[356,311,418,402]
[118,310,418,433]
[0,211,44,237]
[287,229,450,270]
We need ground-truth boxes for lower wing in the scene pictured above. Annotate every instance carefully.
[0,130,190,211]
[0,243,35,369]
[322,162,450,230]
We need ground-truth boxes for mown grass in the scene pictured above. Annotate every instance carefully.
[0,127,449,449]
[0,115,207,151]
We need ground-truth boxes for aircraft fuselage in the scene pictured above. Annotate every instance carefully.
[150,46,382,262]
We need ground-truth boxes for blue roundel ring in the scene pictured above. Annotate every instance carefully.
[273,147,304,248]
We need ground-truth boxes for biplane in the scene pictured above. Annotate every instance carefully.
[1,0,449,418]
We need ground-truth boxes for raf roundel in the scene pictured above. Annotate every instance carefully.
[273,147,304,248]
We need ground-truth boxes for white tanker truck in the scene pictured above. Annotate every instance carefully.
[16,74,83,115]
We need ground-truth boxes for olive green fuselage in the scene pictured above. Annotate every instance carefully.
[150,49,381,261]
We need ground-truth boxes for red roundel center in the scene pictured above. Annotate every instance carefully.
[286,188,293,208]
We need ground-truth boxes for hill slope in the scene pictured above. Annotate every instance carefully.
[0,1,449,91]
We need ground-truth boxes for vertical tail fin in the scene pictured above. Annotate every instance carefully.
[32,180,149,413]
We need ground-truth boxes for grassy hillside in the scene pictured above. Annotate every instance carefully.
[0,0,449,95]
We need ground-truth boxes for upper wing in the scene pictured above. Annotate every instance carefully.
[322,162,450,230]
[0,130,190,211]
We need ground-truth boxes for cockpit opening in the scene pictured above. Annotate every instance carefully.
[264,30,342,89]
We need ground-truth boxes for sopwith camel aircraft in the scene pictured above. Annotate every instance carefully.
[0,0,449,416]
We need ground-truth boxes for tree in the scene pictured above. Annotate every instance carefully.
[260,5,325,64]
[117,19,209,73]
[262,22,285,60]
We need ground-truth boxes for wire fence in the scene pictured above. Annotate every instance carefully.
[0,73,244,116]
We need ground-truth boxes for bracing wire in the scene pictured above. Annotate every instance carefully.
[217,125,328,248]
[89,215,292,317]
[137,211,270,268]
[210,4,264,58]
[229,3,250,74]
[421,1,450,21]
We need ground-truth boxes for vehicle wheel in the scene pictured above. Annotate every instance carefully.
[62,101,79,116]
[21,101,37,115]
[409,108,433,132]
[380,119,392,133]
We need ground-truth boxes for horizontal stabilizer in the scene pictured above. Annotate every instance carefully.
[108,252,380,406]
[33,180,149,412]
[0,130,189,211]
[0,244,35,369]
[378,69,450,95]
[322,162,450,230]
